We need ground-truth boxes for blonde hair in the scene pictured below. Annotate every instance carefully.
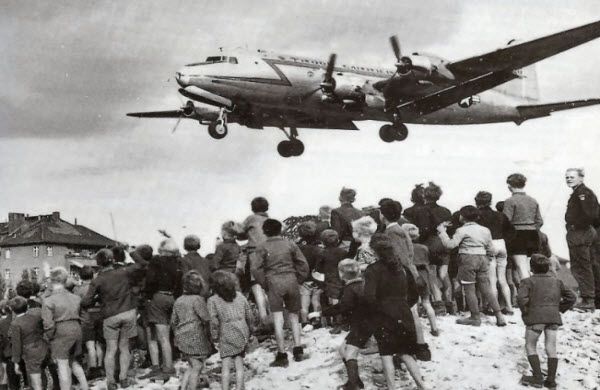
[338,258,360,280]
[50,267,69,284]
[401,223,420,240]
[352,216,377,243]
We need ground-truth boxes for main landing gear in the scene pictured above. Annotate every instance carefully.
[277,127,304,158]
[379,122,409,143]
[207,108,228,139]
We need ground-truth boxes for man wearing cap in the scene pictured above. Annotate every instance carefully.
[565,168,600,311]
[331,187,363,250]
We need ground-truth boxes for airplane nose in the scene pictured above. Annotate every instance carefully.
[176,71,190,87]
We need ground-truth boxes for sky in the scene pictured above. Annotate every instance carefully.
[1,0,600,256]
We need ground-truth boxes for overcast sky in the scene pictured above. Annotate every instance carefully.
[1,0,600,256]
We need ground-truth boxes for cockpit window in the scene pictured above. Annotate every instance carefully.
[229,57,238,64]
[185,56,237,66]
[206,56,226,63]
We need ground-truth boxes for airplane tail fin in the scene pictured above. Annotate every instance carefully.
[515,98,600,124]
[496,65,540,102]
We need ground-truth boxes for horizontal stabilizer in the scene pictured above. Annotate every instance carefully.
[516,98,600,123]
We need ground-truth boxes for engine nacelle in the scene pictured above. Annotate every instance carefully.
[408,54,455,83]
[184,101,221,122]
[332,76,366,103]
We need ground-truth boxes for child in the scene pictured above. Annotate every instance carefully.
[296,221,325,329]
[437,206,507,327]
[351,216,378,271]
[41,267,88,390]
[318,229,348,330]
[180,235,212,295]
[321,259,368,390]
[402,224,439,337]
[213,221,242,274]
[208,271,254,390]
[8,296,48,390]
[171,271,211,390]
[517,255,576,389]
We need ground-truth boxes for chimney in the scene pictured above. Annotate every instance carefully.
[52,212,60,221]
[8,213,25,234]
[74,218,78,225]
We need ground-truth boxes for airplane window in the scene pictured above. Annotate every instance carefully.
[229,57,238,64]
[206,56,226,63]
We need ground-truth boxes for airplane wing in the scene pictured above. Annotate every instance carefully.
[127,110,183,118]
[516,98,600,123]
[447,20,600,78]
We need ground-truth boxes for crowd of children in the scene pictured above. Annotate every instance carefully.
[0,176,589,390]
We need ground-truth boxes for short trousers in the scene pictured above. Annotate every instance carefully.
[345,321,372,349]
[51,321,83,360]
[508,230,540,256]
[299,282,321,297]
[81,310,103,343]
[492,239,508,268]
[527,323,559,333]
[424,236,450,266]
[457,254,490,284]
[22,341,48,374]
[103,309,138,341]
[266,273,301,313]
[146,292,175,325]
[417,267,430,299]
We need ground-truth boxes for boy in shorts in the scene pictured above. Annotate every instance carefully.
[437,206,507,327]
[252,218,309,367]
[517,255,576,389]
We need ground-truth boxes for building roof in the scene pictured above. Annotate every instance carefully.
[0,213,117,248]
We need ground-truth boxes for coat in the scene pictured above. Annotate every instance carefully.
[517,274,576,326]
[321,278,367,328]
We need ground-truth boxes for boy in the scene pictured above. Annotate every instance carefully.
[437,206,507,327]
[251,219,309,367]
[8,296,48,390]
[402,224,439,336]
[517,255,576,389]
[296,221,325,329]
[180,235,211,293]
[317,229,348,331]
[213,222,242,274]
[322,259,368,390]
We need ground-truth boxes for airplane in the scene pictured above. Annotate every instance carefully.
[128,20,600,157]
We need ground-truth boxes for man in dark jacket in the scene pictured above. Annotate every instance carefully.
[565,168,600,311]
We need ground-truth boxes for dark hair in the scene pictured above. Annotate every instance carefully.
[251,197,269,213]
[210,271,238,302]
[424,182,443,202]
[80,266,94,281]
[474,191,492,207]
[410,184,425,205]
[530,254,550,274]
[262,218,282,237]
[135,244,154,261]
[183,236,201,252]
[111,246,126,263]
[16,281,33,298]
[378,198,393,206]
[460,206,481,222]
[9,296,28,314]
[370,233,402,273]
[95,248,114,267]
[379,200,402,222]
[182,271,207,296]
[495,201,504,212]
[507,173,527,189]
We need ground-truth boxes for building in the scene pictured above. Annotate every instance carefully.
[0,211,117,288]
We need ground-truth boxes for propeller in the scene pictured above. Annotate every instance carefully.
[383,35,414,99]
[171,115,183,133]
[171,101,195,134]
[320,53,337,94]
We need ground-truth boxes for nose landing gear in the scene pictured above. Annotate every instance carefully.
[277,127,304,158]
[207,108,228,139]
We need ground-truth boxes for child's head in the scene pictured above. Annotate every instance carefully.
[352,216,377,243]
[50,267,69,286]
[111,246,127,264]
[80,266,94,281]
[158,238,180,257]
[251,197,269,213]
[319,205,332,220]
[221,221,242,240]
[507,173,527,190]
[320,229,339,247]
[459,205,481,223]
[262,219,282,237]
[210,271,238,302]
[298,221,317,241]
[379,199,402,224]
[495,201,505,212]
[530,254,550,274]
[9,296,28,315]
[0,300,10,316]
[410,184,425,205]
[401,223,420,241]
[16,281,33,299]
[134,244,154,262]
[474,191,492,208]
[184,235,201,252]
[424,182,443,202]
[338,258,360,281]
[95,248,114,267]
[339,187,357,204]
[182,271,207,295]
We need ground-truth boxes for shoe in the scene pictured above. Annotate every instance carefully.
[139,365,161,379]
[292,346,305,362]
[432,301,447,316]
[501,308,515,315]
[431,329,440,337]
[543,379,557,389]
[341,359,364,390]
[445,301,458,315]
[520,375,544,388]
[270,352,289,367]
[415,343,431,361]
[456,316,482,326]
[106,381,118,390]
[120,377,135,389]
[495,312,507,327]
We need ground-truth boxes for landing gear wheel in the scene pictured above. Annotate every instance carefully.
[208,120,228,139]
[277,141,294,158]
[379,124,396,143]
[290,140,305,156]
[393,123,408,141]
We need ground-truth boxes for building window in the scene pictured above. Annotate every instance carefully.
[4,249,10,259]
[33,246,39,257]
[4,269,10,280]
[33,267,39,279]
[47,246,53,257]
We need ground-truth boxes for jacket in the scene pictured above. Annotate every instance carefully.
[503,192,543,231]
[565,184,599,229]
[212,240,241,272]
[316,246,348,297]
[296,239,324,283]
[145,255,183,298]
[321,278,367,328]
[251,236,309,286]
[439,222,494,256]
[409,202,452,243]
[331,204,363,242]
[9,311,47,364]
[41,289,81,339]
[517,274,576,326]
[478,206,516,241]
[180,252,212,287]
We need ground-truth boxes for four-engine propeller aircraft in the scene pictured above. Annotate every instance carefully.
[128,20,600,157]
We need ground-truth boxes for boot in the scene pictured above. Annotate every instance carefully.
[445,301,458,315]
[432,301,447,316]
[292,346,305,362]
[521,355,544,388]
[574,297,595,311]
[544,358,558,389]
[341,359,364,390]
[495,311,507,327]
[270,352,289,368]
[456,316,481,327]
[415,343,432,361]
